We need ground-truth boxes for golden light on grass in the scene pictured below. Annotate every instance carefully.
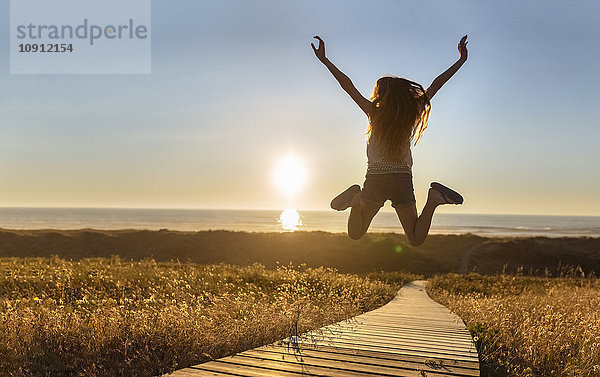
[0,257,415,376]
[273,155,306,197]
[428,274,600,376]
[278,208,302,231]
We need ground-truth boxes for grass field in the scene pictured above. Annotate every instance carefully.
[0,257,419,376]
[428,273,600,377]
[2,230,599,376]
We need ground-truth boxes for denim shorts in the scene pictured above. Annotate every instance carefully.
[361,173,416,209]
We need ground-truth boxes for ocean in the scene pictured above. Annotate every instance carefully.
[0,208,598,237]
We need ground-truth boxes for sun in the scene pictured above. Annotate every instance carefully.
[273,155,307,196]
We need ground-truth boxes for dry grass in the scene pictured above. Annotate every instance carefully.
[428,273,600,377]
[0,257,419,376]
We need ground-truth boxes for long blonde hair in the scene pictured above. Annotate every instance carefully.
[367,76,431,158]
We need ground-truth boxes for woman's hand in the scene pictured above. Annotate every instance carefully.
[458,35,468,61]
[311,35,326,62]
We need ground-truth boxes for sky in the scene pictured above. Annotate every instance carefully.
[1,0,599,215]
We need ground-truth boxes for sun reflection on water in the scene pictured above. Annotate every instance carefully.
[278,209,302,232]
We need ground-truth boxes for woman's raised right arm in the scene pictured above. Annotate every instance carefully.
[311,36,372,117]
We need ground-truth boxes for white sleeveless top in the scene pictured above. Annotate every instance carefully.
[366,137,412,175]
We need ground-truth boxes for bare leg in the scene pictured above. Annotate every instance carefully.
[395,187,448,247]
[347,192,381,240]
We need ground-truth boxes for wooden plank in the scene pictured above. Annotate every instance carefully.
[317,327,475,346]
[240,348,480,377]
[342,321,469,335]
[280,338,479,363]
[320,323,469,336]
[339,323,466,333]
[293,332,476,352]
[169,368,235,377]
[318,327,469,341]
[212,354,469,377]
[282,338,476,357]
[343,311,461,318]
[277,338,477,359]
[189,362,310,377]
[260,344,480,371]
[353,317,466,329]
[348,316,468,327]
[211,357,388,377]
[166,280,480,376]
[282,335,476,356]
[307,333,474,351]
[230,353,469,377]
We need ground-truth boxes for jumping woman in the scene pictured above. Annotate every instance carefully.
[311,35,468,245]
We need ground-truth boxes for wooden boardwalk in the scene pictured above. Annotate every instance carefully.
[169,280,480,376]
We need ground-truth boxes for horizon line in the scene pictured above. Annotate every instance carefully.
[0,206,599,218]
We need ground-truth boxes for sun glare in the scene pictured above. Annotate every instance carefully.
[279,208,302,231]
[273,155,306,196]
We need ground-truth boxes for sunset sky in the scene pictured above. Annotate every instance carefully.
[1,0,599,215]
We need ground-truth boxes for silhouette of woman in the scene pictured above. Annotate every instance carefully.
[312,35,468,245]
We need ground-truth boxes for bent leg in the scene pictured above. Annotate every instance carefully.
[395,188,445,246]
[395,202,437,246]
[347,195,381,240]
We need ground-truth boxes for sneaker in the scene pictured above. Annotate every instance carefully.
[330,185,361,211]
